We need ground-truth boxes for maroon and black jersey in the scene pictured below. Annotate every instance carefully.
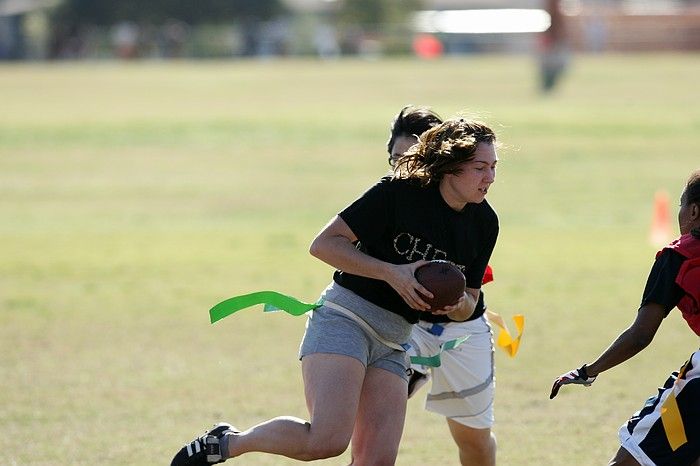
[644,232,700,336]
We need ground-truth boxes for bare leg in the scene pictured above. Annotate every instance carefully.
[610,446,700,466]
[226,353,365,461]
[608,447,641,466]
[349,367,408,466]
[446,419,496,466]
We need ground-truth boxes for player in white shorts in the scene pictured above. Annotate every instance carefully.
[408,289,494,429]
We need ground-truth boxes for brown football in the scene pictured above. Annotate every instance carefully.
[414,260,466,309]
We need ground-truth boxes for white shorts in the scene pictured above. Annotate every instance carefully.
[407,315,495,429]
[618,349,700,466]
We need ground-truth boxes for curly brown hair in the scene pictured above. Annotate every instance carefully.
[392,118,497,185]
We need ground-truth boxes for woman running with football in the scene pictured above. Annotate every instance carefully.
[354,105,499,466]
[551,170,700,466]
[171,116,499,465]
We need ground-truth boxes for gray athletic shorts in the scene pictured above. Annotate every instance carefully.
[299,283,411,381]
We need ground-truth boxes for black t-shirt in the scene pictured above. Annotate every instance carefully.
[334,176,499,324]
[640,248,685,314]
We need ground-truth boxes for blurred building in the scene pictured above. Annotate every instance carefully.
[0,0,55,58]
[1,0,699,59]
[412,0,700,53]
[414,0,547,53]
[565,1,700,52]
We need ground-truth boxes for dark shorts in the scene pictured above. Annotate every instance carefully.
[618,350,700,466]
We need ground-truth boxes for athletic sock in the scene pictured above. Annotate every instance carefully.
[219,432,234,460]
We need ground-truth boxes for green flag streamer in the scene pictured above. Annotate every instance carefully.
[209,291,322,323]
[209,290,469,367]
[409,334,470,368]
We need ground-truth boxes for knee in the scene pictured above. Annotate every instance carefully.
[352,445,399,466]
[462,439,495,457]
[351,452,397,466]
[608,447,640,466]
[351,426,403,466]
[457,429,496,456]
[302,436,349,461]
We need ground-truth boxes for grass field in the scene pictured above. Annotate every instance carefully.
[1,54,699,465]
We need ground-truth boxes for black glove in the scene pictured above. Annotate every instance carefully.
[550,364,597,399]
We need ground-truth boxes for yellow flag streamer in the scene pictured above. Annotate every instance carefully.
[660,390,687,451]
[486,310,524,357]
[660,360,690,451]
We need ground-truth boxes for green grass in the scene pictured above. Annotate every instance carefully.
[1,55,699,465]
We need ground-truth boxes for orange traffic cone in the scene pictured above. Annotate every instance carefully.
[650,190,672,247]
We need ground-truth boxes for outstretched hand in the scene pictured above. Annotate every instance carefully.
[550,365,597,399]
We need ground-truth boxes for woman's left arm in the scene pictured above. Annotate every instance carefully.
[584,302,666,377]
[550,303,666,398]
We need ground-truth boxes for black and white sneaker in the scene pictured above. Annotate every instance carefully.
[171,422,237,466]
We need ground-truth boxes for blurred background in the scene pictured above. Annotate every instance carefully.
[1,0,699,61]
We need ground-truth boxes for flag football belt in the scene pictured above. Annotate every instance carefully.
[321,300,409,353]
[418,312,525,357]
[208,290,469,367]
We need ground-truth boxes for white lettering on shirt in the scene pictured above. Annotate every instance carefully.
[393,232,466,273]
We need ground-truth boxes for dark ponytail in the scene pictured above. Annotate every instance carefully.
[387,105,443,155]
[685,171,700,205]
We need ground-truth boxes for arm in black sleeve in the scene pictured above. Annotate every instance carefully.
[584,249,685,377]
[640,248,685,314]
